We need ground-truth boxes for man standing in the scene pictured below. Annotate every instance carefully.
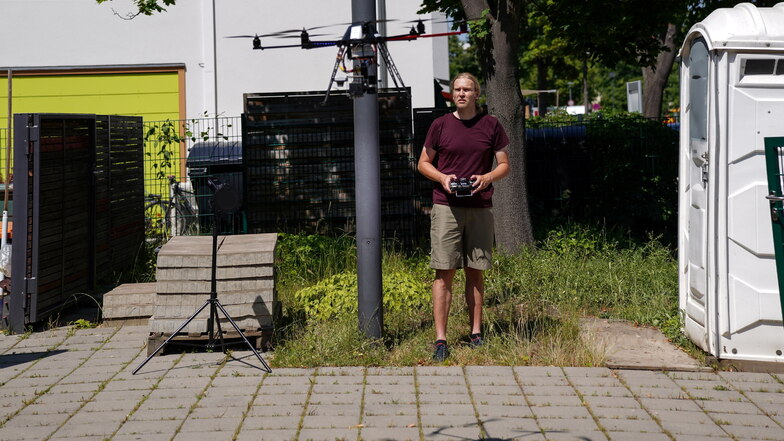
[417,73,510,362]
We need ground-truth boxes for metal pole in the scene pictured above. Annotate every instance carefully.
[212,0,219,130]
[352,0,383,339]
[4,69,11,213]
[376,0,388,89]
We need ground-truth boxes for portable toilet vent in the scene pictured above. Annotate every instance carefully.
[679,2,784,362]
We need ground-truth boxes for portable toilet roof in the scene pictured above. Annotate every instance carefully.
[679,2,784,364]
[683,3,784,52]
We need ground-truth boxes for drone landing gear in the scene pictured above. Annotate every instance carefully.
[323,46,348,105]
[322,42,408,105]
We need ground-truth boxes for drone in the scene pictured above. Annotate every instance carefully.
[228,18,468,104]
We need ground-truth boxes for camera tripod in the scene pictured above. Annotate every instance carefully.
[133,181,271,374]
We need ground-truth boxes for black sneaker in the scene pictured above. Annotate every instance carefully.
[469,333,484,347]
[432,340,449,362]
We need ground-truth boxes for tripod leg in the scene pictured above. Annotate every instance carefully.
[212,309,227,351]
[132,299,213,375]
[213,300,272,373]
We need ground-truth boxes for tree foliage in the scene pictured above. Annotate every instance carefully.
[448,35,480,80]
[638,0,779,117]
[518,0,780,117]
[96,0,176,18]
[537,0,684,69]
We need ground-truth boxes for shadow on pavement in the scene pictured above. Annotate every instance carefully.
[0,349,67,368]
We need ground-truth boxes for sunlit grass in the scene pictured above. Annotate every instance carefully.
[268,224,680,367]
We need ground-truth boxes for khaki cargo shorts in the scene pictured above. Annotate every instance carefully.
[430,204,494,270]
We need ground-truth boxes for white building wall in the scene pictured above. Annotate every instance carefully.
[0,0,447,118]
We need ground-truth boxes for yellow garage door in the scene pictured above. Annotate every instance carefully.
[0,67,185,197]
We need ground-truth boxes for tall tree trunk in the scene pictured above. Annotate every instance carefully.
[582,58,590,114]
[642,23,677,119]
[461,0,533,252]
[536,58,549,117]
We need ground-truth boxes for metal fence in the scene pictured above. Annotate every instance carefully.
[242,90,417,242]
[142,116,243,243]
[526,116,679,239]
[0,127,9,186]
[142,112,680,245]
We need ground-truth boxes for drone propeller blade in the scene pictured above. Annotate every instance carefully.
[306,22,352,31]
[403,17,437,23]
[365,18,398,25]
[278,33,328,39]
[226,29,304,39]
[261,29,302,36]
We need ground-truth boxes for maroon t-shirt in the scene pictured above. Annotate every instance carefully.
[424,113,509,208]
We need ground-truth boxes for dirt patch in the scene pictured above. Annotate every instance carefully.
[580,317,711,372]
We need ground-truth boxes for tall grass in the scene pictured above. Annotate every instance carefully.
[485,226,678,326]
[270,224,680,367]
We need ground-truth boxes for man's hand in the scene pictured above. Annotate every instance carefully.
[468,147,510,194]
[441,174,457,193]
[470,174,492,193]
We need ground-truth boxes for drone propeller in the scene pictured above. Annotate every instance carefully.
[226,30,301,39]
[431,18,470,33]
[305,22,353,31]
[400,17,472,35]
[277,33,329,39]
[228,16,467,52]
[403,17,437,23]
[365,18,398,25]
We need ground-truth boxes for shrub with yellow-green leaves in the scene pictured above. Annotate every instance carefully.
[294,270,430,322]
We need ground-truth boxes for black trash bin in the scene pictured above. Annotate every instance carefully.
[186,141,245,234]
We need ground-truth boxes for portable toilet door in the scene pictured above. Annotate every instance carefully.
[679,2,784,362]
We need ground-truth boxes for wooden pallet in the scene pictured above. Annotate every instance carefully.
[146,327,272,356]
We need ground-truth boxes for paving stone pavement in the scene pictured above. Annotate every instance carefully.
[1,325,784,441]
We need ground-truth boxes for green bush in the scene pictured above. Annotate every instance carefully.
[275,232,356,316]
[540,223,617,256]
[276,232,356,286]
[294,270,430,321]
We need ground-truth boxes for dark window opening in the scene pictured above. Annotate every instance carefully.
[744,59,776,75]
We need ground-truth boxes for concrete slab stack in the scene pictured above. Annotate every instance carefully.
[147,233,277,350]
[102,282,156,325]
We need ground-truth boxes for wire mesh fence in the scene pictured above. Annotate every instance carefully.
[143,116,243,244]
[141,112,680,246]
[0,127,9,183]
[526,115,679,241]
[242,91,419,243]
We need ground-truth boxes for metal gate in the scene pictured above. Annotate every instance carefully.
[7,114,144,332]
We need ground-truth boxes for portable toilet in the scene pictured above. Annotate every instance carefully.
[679,2,784,362]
